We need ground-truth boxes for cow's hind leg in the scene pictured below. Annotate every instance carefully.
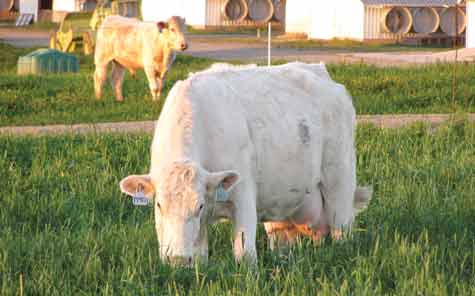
[111,61,126,101]
[94,64,108,99]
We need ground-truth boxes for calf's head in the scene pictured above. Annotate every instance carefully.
[158,16,188,51]
[120,161,239,266]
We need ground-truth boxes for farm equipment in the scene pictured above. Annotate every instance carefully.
[49,0,139,55]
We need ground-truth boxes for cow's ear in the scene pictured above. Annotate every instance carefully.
[120,174,155,199]
[207,171,240,192]
[157,21,168,33]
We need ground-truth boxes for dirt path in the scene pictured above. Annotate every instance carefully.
[0,28,51,48]
[2,28,472,66]
[0,114,473,137]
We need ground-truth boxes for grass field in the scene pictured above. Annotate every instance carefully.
[192,35,449,52]
[1,122,474,295]
[1,42,474,127]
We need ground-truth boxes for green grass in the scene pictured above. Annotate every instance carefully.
[0,43,215,126]
[1,42,474,127]
[1,122,474,295]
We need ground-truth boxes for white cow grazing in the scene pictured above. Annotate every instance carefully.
[120,62,372,266]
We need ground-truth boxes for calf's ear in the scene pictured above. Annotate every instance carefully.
[120,175,155,199]
[157,21,168,32]
[207,171,240,192]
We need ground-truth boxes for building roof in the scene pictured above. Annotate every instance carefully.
[361,0,465,6]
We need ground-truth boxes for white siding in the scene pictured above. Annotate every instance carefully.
[53,0,76,12]
[206,0,224,26]
[187,0,207,27]
[334,0,365,40]
[467,0,475,47]
[19,0,38,20]
[286,0,312,34]
[142,0,207,27]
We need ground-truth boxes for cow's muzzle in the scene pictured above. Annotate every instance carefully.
[180,43,188,51]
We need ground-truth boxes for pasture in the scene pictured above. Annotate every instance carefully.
[1,122,474,295]
[1,42,474,127]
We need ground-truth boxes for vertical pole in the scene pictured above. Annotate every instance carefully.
[452,3,459,111]
[268,22,271,66]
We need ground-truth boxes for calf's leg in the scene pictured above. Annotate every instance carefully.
[94,65,108,99]
[111,61,126,101]
[144,66,160,101]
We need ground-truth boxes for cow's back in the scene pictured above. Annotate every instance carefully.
[95,16,156,68]
[174,63,356,215]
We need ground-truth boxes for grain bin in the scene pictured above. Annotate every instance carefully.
[223,0,248,22]
[381,7,413,34]
[273,0,285,23]
[412,7,439,34]
[17,48,79,75]
[439,7,466,37]
[248,0,274,23]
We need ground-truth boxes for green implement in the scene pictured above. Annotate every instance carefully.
[49,0,139,55]
[17,48,79,75]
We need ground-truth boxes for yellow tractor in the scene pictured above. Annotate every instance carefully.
[49,0,139,55]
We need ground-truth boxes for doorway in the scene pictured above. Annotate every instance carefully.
[39,0,52,10]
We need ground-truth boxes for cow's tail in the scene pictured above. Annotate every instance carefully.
[353,186,373,213]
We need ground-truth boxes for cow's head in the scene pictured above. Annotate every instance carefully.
[158,16,188,51]
[120,160,239,266]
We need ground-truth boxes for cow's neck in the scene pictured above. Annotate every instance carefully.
[151,82,205,175]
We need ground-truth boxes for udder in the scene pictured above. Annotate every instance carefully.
[264,188,330,249]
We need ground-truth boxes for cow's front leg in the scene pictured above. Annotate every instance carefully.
[144,66,160,101]
[154,69,168,100]
[232,186,258,264]
[155,76,164,102]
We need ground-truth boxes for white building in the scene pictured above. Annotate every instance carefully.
[19,0,96,22]
[467,0,475,47]
[286,0,467,41]
[141,0,285,28]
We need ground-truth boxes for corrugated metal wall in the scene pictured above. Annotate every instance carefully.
[363,6,419,40]
[206,0,224,26]
[206,0,282,27]
[364,6,466,40]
